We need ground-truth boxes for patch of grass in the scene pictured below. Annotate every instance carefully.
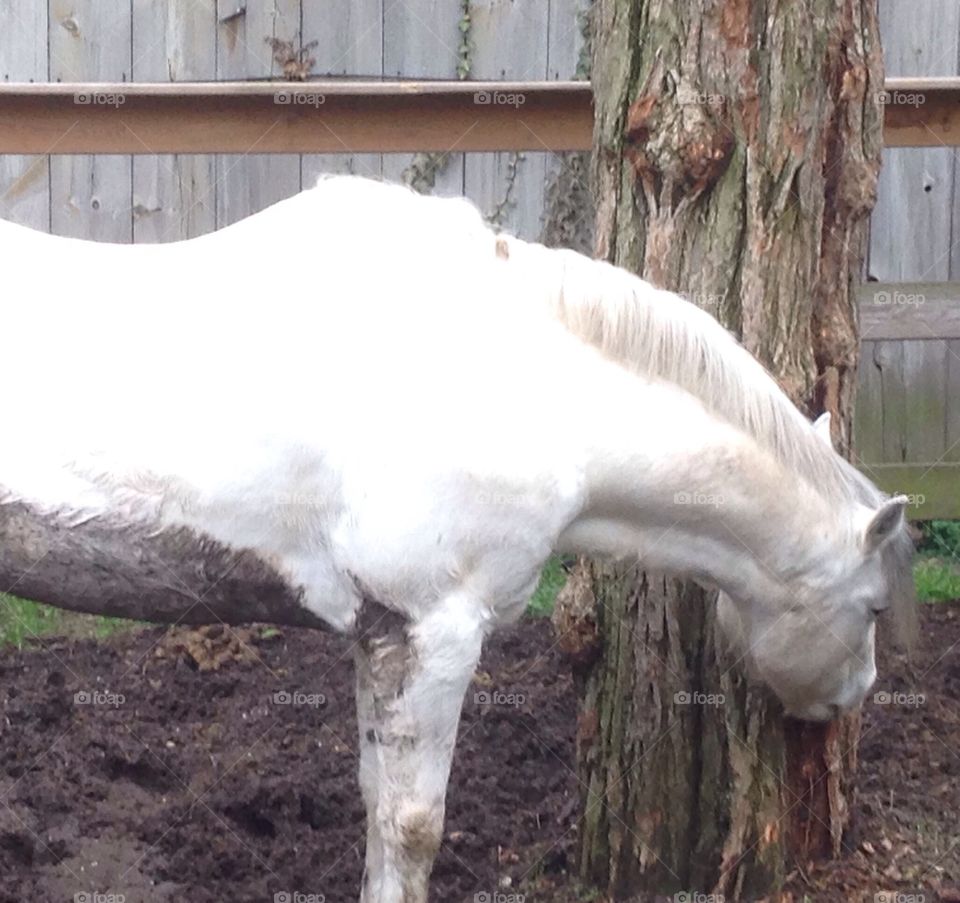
[914,558,960,603]
[0,595,65,648]
[89,615,133,640]
[913,520,960,603]
[527,556,569,618]
[0,594,135,648]
[922,520,960,558]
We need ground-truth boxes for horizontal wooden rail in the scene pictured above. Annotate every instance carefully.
[858,283,960,340]
[0,77,957,154]
[0,81,593,154]
[882,77,960,148]
[856,464,960,520]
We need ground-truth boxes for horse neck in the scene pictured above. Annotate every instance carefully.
[558,376,854,598]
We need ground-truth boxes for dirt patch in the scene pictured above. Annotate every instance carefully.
[0,604,957,902]
[0,619,577,903]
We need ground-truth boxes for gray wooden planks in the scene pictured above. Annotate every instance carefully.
[858,284,960,340]
[301,0,383,187]
[132,0,218,242]
[49,0,133,241]
[0,3,49,230]
[382,0,464,195]
[854,340,886,466]
[463,0,550,237]
[1,0,591,237]
[214,0,302,228]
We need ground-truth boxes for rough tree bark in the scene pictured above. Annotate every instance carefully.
[554,0,884,898]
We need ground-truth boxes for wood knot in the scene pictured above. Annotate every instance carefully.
[623,76,735,208]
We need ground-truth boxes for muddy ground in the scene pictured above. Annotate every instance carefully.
[0,604,957,902]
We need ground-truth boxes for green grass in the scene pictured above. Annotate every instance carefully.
[527,556,569,618]
[914,558,960,603]
[923,520,960,557]
[0,594,131,649]
[914,520,960,603]
[0,595,64,648]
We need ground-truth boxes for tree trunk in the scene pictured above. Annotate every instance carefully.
[556,0,884,897]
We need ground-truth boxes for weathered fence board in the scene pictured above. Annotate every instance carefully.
[381,0,465,195]
[464,0,550,238]
[859,284,960,340]
[903,339,950,463]
[132,0,218,243]
[854,342,886,467]
[215,0,301,228]
[875,341,907,465]
[49,0,132,242]
[0,3,48,231]
[301,0,383,186]
[866,465,960,520]
[548,0,589,82]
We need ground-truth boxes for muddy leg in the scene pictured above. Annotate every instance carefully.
[354,595,484,903]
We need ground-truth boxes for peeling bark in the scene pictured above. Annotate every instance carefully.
[560,0,884,896]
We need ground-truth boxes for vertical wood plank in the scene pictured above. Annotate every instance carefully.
[382,1,463,195]
[301,0,382,186]
[853,340,885,465]
[215,0,302,227]
[49,0,133,241]
[875,340,907,463]
[547,0,590,81]
[902,339,949,461]
[308,0,382,76]
[132,0,218,242]
[463,0,550,237]
[0,4,49,230]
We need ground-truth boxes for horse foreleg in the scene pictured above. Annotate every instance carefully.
[354,596,483,903]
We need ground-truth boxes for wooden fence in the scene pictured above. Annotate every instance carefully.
[858,0,960,518]
[0,0,590,242]
[0,0,957,516]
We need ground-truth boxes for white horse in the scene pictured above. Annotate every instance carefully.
[0,176,913,902]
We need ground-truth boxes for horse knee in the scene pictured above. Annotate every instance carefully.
[382,802,444,861]
[402,806,444,859]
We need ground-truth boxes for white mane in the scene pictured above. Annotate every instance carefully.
[491,242,877,514]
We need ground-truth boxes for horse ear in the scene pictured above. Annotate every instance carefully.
[863,496,908,554]
[812,412,832,447]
